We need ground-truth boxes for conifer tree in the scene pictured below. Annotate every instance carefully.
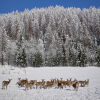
[16,35,27,67]
[61,45,67,66]
[16,49,27,67]
[0,26,8,65]
[77,49,87,67]
[32,52,43,67]
[20,49,27,67]
[68,48,77,66]
[95,49,100,66]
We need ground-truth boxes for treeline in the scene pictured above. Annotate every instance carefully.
[0,6,100,67]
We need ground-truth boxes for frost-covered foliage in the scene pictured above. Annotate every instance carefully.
[0,6,100,67]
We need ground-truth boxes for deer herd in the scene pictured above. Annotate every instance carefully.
[2,78,89,91]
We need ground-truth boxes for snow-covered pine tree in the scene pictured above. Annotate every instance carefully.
[61,45,67,66]
[20,49,27,67]
[77,49,87,67]
[95,48,100,66]
[68,48,77,66]
[0,26,8,65]
[32,52,43,67]
[16,48,27,67]
[16,34,27,67]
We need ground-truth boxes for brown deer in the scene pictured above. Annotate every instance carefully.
[17,78,28,87]
[2,79,12,89]
[57,82,63,89]
[84,79,89,86]
[25,80,35,90]
[78,79,89,87]
[36,80,46,89]
[45,81,54,88]
[66,79,72,87]
[72,81,79,91]
[78,80,86,87]
[60,80,67,88]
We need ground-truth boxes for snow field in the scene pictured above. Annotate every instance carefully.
[0,65,100,100]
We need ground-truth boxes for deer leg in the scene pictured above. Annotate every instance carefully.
[6,86,7,89]
[36,85,38,89]
[2,85,4,89]
[25,86,27,90]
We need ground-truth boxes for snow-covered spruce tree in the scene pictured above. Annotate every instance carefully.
[61,45,67,66]
[6,40,15,65]
[8,41,17,65]
[77,49,87,67]
[16,35,27,67]
[68,48,77,66]
[16,48,27,67]
[21,49,27,67]
[11,18,20,40]
[0,26,8,65]
[95,48,100,66]
[16,53,21,66]
[32,52,43,67]
[5,18,12,38]
[50,54,61,66]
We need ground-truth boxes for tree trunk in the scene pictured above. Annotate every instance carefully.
[8,53,10,65]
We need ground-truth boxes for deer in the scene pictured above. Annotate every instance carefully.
[17,78,28,87]
[66,78,72,87]
[45,81,54,88]
[29,80,36,85]
[78,79,89,87]
[61,81,67,88]
[36,80,46,89]
[72,81,79,91]
[25,80,35,90]
[57,81,63,89]
[2,79,12,89]
[84,79,89,86]
[71,79,78,85]
[78,80,86,87]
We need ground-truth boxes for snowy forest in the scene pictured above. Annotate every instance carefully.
[0,6,100,67]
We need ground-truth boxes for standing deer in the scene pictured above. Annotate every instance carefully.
[72,81,79,91]
[2,79,12,89]
[84,79,89,86]
[17,78,28,87]
[25,80,36,90]
[36,80,46,89]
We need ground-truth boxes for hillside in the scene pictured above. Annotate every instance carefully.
[0,6,100,66]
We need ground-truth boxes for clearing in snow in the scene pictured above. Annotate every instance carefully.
[0,65,100,100]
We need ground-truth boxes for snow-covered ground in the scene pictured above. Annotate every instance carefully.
[0,65,100,100]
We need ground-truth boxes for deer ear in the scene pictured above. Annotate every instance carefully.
[87,79,89,81]
[18,78,21,80]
